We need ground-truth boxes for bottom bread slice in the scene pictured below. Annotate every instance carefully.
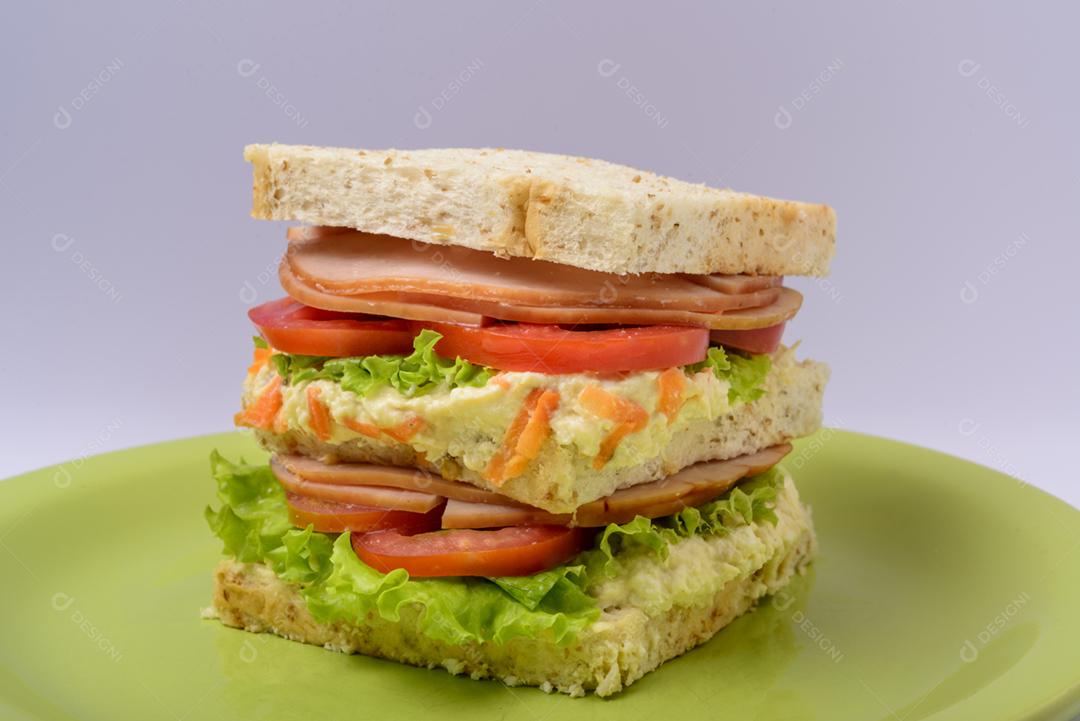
[209,476,816,697]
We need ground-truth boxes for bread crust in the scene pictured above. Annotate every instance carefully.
[244,144,835,276]
[208,477,816,696]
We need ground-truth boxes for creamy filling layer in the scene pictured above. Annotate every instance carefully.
[243,358,735,477]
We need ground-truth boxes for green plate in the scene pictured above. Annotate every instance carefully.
[1,430,1078,721]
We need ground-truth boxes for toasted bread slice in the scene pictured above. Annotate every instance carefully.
[208,474,816,697]
[244,144,835,276]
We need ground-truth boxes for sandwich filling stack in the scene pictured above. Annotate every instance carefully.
[205,145,834,697]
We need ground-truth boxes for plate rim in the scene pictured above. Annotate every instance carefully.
[1,429,1078,721]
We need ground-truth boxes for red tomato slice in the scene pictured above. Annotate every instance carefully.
[286,492,443,534]
[351,525,595,577]
[249,298,414,357]
[417,322,708,374]
[709,323,785,354]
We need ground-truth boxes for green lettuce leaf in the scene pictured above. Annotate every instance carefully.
[302,534,598,646]
[205,453,784,647]
[268,329,493,397]
[203,451,291,563]
[263,335,770,407]
[265,526,335,584]
[206,453,599,647]
[491,564,588,611]
[687,346,772,404]
[271,352,329,383]
[578,468,785,579]
[579,515,670,580]
[663,468,782,536]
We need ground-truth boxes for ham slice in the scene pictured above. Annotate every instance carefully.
[280,263,488,326]
[285,230,781,313]
[270,457,443,512]
[285,226,353,242]
[280,260,802,330]
[441,499,571,528]
[277,444,790,530]
[351,286,783,315]
[439,444,790,528]
[277,454,525,506]
[573,443,791,526]
[685,273,782,295]
[290,226,784,298]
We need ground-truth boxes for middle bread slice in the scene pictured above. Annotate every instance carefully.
[243,346,827,514]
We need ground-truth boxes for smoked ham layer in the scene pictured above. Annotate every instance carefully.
[273,444,791,529]
[279,229,801,330]
[277,454,530,507]
[271,458,443,513]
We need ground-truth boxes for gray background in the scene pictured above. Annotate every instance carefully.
[3,1,1077,512]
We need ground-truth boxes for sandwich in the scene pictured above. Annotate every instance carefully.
[205,144,834,697]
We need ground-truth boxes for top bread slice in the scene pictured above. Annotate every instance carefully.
[244,144,836,276]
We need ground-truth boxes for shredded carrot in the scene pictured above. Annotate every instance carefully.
[306,386,334,441]
[656,368,687,423]
[578,385,648,424]
[247,346,272,376]
[235,376,283,431]
[343,417,382,439]
[342,414,425,444]
[271,410,290,435]
[383,416,426,443]
[485,388,544,484]
[502,389,560,479]
[593,420,643,469]
[578,385,649,469]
